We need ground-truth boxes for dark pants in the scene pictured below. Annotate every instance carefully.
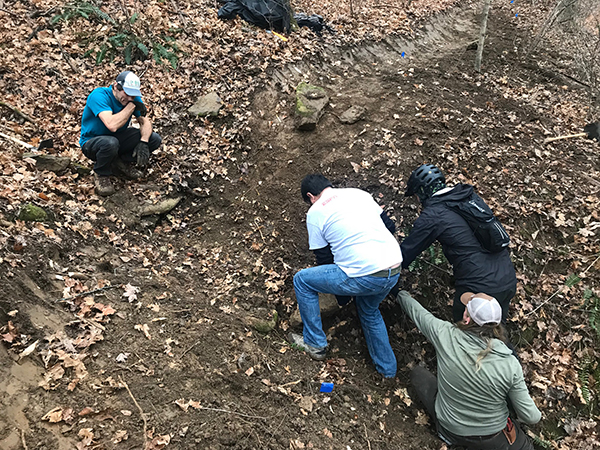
[453,285,516,323]
[410,366,533,450]
[81,129,162,176]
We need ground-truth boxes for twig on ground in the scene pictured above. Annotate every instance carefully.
[527,253,600,316]
[170,0,188,27]
[0,101,38,126]
[178,340,200,360]
[0,7,19,18]
[55,285,119,303]
[20,429,28,450]
[119,376,148,449]
[54,31,79,73]
[364,423,372,450]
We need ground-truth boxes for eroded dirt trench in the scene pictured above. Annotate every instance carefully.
[1,5,574,450]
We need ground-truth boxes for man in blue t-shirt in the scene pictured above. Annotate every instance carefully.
[80,71,162,196]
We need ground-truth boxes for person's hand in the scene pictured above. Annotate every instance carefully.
[131,100,147,117]
[132,141,150,167]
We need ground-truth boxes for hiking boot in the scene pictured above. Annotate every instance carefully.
[288,332,326,361]
[112,158,143,179]
[94,173,115,196]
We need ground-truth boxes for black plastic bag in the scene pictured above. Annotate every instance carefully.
[218,0,292,33]
[294,13,334,35]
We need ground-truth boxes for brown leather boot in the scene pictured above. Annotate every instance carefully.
[112,158,143,179]
[94,173,115,196]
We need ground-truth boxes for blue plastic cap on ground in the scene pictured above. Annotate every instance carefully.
[401,52,405,58]
[320,382,334,393]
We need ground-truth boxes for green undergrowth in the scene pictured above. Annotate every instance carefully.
[52,0,180,67]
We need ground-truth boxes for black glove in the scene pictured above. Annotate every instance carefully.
[131,100,147,117]
[132,141,150,167]
[335,295,353,306]
[388,279,402,299]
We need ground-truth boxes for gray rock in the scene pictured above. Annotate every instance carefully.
[188,92,223,117]
[295,82,329,131]
[17,203,47,222]
[35,155,71,173]
[340,105,366,124]
[139,197,182,216]
[290,293,340,327]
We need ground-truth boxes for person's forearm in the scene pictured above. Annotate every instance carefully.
[102,103,136,132]
[139,118,153,142]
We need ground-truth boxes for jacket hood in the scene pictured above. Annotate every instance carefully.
[425,184,474,206]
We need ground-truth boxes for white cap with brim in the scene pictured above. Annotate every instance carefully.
[460,292,502,326]
[116,71,141,97]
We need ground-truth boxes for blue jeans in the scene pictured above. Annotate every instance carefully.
[293,264,399,377]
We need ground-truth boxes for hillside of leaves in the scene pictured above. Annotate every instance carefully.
[0,0,599,449]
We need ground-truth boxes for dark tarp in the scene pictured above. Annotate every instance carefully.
[218,0,292,33]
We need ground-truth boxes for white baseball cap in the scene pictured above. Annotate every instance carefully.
[116,71,141,97]
[460,292,502,326]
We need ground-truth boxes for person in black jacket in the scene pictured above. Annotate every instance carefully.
[401,164,517,323]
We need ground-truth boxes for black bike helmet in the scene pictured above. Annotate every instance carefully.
[404,164,445,197]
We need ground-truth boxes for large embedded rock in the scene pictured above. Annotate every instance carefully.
[290,293,341,328]
[340,105,366,124]
[295,82,329,131]
[23,153,71,173]
[188,92,223,117]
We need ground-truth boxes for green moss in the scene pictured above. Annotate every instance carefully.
[17,203,47,222]
[295,82,326,117]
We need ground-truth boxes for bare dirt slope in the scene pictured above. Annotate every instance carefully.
[1,2,600,450]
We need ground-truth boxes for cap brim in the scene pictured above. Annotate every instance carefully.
[460,292,474,306]
[123,87,141,97]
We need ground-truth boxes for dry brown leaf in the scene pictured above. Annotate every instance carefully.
[135,324,152,340]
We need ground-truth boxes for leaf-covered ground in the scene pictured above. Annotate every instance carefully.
[1,0,600,449]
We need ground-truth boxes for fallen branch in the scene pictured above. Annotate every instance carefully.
[0,131,35,150]
[0,101,38,126]
[119,376,148,449]
[54,31,79,74]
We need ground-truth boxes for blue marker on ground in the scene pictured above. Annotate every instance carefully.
[320,382,334,393]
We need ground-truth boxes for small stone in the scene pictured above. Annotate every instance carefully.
[188,92,223,117]
[244,310,278,333]
[17,203,47,222]
[298,396,314,412]
[340,105,366,124]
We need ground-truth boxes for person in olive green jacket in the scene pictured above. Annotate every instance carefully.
[396,290,541,450]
